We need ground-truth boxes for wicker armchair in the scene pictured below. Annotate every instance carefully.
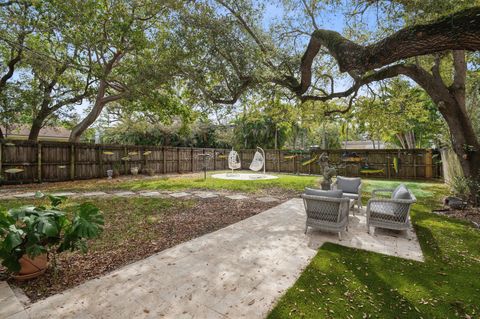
[302,189,351,240]
[332,176,362,215]
[366,184,417,237]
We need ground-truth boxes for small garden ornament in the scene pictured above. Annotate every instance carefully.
[318,153,337,190]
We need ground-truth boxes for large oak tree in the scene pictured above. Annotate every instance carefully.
[185,0,480,182]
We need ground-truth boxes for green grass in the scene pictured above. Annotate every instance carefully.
[11,171,320,193]
[268,180,480,319]
[115,172,320,192]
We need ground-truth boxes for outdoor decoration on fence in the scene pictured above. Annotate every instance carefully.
[393,156,399,173]
[360,168,385,174]
[301,154,318,166]
[4,168,24,174]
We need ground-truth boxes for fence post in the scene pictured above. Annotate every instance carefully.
[293,153,297,175]
[123,146,128,175]
[386,154,390,179]
[177,148,180,173]
[413,152,417,179]
[162,147,166,174]
[213,148,216,171]
[191,147,194,172]
[425,149,433,179]
[70,144,75,180]
[98,146,103,178]
[143,147,147,170]
[309,151,312,175]
[37,142,42,183]
[0,142,3,180]
[277,150,281,172]
[239,150,243,170]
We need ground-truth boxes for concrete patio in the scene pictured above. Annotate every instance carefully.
[0,198,423,319]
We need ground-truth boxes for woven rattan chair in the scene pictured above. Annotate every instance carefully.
[302,188,351,240]
[366,184,417,237]
[332,176,362,215]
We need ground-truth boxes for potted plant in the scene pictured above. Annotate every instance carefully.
[0,192,104,280]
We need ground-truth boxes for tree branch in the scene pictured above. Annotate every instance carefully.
[299,6,480,93]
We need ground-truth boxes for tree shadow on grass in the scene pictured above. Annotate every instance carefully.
[319,243,422,318]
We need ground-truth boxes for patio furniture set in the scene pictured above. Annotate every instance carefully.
[302,176,417,240]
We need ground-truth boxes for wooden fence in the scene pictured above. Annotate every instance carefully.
[0,140,442,184]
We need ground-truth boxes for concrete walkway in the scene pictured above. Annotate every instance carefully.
[1,199,423,319]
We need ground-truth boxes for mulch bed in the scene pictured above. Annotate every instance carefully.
[1,197,287,302]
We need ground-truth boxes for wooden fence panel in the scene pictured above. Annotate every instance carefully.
[0,139,442,184]
[41,143,70,182]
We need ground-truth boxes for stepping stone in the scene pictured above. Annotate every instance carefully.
[82,191,107,197]
[226,194,249,200]
[14,192,36,198]
[112,191,136,197]
[169,192,191,198]
[140,191,166,197]
[195,192,219,199]
[50,192,76,197]
[256,196,279,203]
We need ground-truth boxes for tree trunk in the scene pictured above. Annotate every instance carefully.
[396,133,407,149]
[69,79,124,143]
[28,117,45,141]
[69,100,106,143]
[404,131,416,149]
[69,51,124,143]
[441,99,480,179]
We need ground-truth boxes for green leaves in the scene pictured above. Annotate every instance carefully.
[3,226,23,251]
[59,202,104,253]
[0,193,103,273]
[71,203,104,238]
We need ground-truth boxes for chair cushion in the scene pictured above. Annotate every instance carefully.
[336,176,361,194]
[392,184,411,200]
[304,188,343,198]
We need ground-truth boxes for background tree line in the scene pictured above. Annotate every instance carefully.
[0,1,478,170]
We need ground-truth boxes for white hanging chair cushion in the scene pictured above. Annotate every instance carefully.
[228,150,241,170]
[249,151,264,171]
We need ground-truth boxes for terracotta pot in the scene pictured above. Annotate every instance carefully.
[12,254,48,281]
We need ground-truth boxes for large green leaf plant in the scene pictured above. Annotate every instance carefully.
[0,192,104,273]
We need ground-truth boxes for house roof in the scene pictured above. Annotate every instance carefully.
[342,140,386,149]
[2,124,71,139]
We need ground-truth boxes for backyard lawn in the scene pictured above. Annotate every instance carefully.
[269,180,480,318]
[0,171,320,194]
[2,174,479,319]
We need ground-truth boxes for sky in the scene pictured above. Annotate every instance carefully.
[64,2,382,122]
